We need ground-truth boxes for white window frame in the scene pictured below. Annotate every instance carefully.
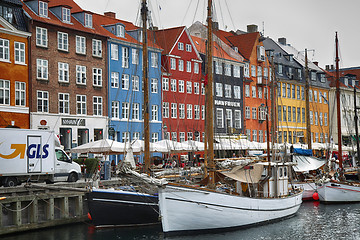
[132,75,139,91]
[132,103,140,120]
[15,81,26,106]
[112,101,119,119]
[225,63,231,76]
[194,105,200,119]
[235,110,241,129]
[194,62,199,74]
[76,36,86,54]
[194,82,200,94]
[186,61,191,73]
[39,1,48,17]
[0,38,10,62]
[132,49,139,65]
[93,68,102,87]
[92,39,102,57]
[224,84,231,98]
[151,78,158,93]
[117,25,125,38]
[111,72,119,88]
[179,104,185,119]
[170,58,176,70]
[178,60,184,71]
[93,96,103,116]
[234,86,241,99]
[14,41,25,64]
[163,102,169,118]
[233,65,240,78]
[0,80,10,105]
[179,132,185,142]
[121,74,129,89]
[178,42,184,50]
[76,65,86,85]
[122,47,129,68]
[187,104,193,119]
[122,102,130,119]
[84,13,93,28]
[151,52,158,68]
[111,44,118,60]
[162,78,169,91]
[58,93,69,114]
[58,62,69,83]
[216,83,223,97]
[245,85,250,97]
[186,81,192,94]
[151,133,159,143]
[62,7,71,23]
[152,105,158,121]
[37,90,48,113]
[57,32,68,51]
[178,80,184,93]
[216,108,224,128]
[36,27,48,47]
[171,103,177,118]
[186,44,192,52]
[76,95,87,115]
[37,59,48,80]
[171,79,177,92]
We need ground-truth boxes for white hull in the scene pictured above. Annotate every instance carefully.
[292,182,317,200]
[317,181,360,203]
[159,184,303,233]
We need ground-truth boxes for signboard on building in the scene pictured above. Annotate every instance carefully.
[61,118,86,126]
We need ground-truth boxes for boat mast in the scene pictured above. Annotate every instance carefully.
[305,49,312,150]
[205,0,215,188]
[141,0,150,174]
[335,32,343,171]
[354,87,360,164]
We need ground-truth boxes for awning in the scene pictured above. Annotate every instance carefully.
[222,163,264,183]
[292,155,326,172]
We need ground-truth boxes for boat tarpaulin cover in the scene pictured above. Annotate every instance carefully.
[292,155,326,172]
[222,164,264,183]
[293,148,313,156]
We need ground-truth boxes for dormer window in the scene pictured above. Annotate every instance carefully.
[39,1,48,17]
[117,25,125,38]
[62,7,71,23]
[344,77,348,86]
[84,13,92,28]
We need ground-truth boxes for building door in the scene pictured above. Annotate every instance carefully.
[60,128,72,151]
[78,129,89,146]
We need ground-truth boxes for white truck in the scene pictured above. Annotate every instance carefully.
[0,129,81,187]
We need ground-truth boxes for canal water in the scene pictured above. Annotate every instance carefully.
[2,202,360,240]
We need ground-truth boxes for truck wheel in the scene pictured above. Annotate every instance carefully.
[4,177,18,187]
[68,173,78,182]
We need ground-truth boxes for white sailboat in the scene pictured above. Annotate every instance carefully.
[158,0,302,234]
[317,32,360,203]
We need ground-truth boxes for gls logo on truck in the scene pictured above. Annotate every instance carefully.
[0,144,49,159]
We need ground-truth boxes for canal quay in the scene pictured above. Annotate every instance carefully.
[0,179,124,236]
[1,201,360,240]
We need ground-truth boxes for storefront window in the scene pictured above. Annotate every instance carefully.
[78,129,89,146]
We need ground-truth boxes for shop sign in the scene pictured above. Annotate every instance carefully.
[61,118,86,126]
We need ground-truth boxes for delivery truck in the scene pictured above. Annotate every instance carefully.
[0,129,81,187]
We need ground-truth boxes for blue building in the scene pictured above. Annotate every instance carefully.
[99,13,163,164]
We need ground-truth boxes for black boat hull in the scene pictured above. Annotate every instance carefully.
[87,189,159,227]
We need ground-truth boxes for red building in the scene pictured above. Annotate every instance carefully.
[153,26,204,143]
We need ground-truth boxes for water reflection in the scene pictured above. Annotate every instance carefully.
[2,202,360,240]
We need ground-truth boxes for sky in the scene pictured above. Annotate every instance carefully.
[75,0,360,69]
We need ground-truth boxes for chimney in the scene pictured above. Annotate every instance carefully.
[325,65,330,70]
[278,37,286,45]
[331,65,334,70]
[212,22,219,31]
[313,61,318,66]
[104,12,116,19]
[247,24,258,33]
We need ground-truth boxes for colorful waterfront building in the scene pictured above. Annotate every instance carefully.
[23,0,108,152]
[225,26,271,143]
[153,26,204,143]
[188,22,245,141]
[278,38,330,146]
[0,0,31,128]
[95,12,163,163]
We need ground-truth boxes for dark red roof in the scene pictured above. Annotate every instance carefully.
[153,26,185,54]
[226,32,259,60]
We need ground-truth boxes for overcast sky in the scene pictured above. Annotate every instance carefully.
[75,0,360,69]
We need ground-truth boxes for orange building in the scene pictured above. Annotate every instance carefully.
[226,28,272,143]
[0,1,31,128]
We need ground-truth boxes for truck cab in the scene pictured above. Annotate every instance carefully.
[54,148,81,182]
